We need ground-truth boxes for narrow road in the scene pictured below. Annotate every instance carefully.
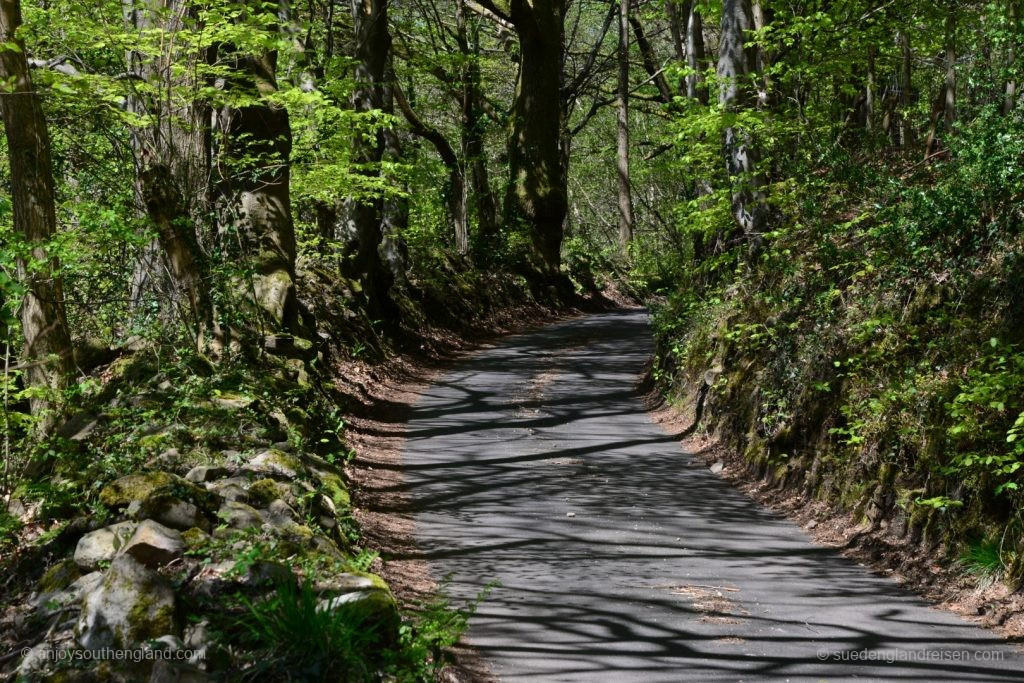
[402,311,1021,681]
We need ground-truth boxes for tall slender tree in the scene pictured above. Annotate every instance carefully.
[0,0,73,433]
[617,0,633,251]
[717,0,767,245]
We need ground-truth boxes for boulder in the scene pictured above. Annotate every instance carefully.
[37,558,81,593]
[210,391,255,411]
[31,570,104,617]
[184,466,230,484]
[315,577,399,646]
[77,555,177,650]
[205,476,250,503]
[122,520,185,568]
[99,471,179,508]
[101,471,218,511]
[215,501,263,533]
[261,499,314,543]
[244,449,303,480]
[129,494,209,532]
[150,660,211,682]
[246,478,284,506]
[74,521,138,571]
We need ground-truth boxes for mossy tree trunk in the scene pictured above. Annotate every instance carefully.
[214,3,299,334]
[506,0,568,278]
[0,0,73,434]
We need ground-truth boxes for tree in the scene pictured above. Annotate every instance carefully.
[0,0,73,434]
[616,0,633,251]
[506,0,568,277]
[214,1,301,335]
[346,0,397,318]
[124,0,212,346]
[717,0,767,246]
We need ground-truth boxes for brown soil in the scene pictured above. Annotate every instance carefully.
[646,390,1024,645]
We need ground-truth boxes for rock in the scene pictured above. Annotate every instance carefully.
[710,461,725,474]
[99,471,179,508]
[183,618,212,656]
[245,449,303,480]
[215,501,263,532]
[205,476,250,503]
[18,642,72,678]
[184,465,230,484]
[38,558,81,593]
[315,580,399,646]
[181,527,211,551]
[313,468,351,513]
[56,412,100,441]
[261,499,314,543]
[271,441,293,452]
[122,520,185,568]
[77,555,178,650]
[147,448,183,471]
[210,391,255,410]
[130,494,210,532]
[247,478,284,505]
[74,521,138,571]
[191,559,292,598]
[150,659,211,682]
[71,571,105,598]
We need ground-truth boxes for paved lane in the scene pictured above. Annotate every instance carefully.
[403,310,1022,681]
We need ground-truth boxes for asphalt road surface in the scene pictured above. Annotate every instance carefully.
[402,310,1022,681]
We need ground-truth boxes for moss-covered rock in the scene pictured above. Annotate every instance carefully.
[244,449,304,480]
[247,478,283,506]
[38,559,81,593]
[77,555,178,650]
[100,472,179,508]
[313,469,351,514]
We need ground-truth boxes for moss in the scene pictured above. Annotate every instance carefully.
[181,527,210,550]
[251,448,304,478]
[248,478,282,506]
[315,471,351,513]
[38,559,81,593]
[125,597,175,643]
[100,472,178,508]
[100,471,216,512]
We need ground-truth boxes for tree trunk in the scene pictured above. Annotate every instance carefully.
[943,11,956,131]
[457,3,499,252]
[393,82,468,254]
[666,0,687,63]
[865,46,876,132]
[346,0,396,318]
[507,0,567,277]
[1004,1,1020,115]
[214,5,299,333]
[617,0,634,251]
[123,0,212,345]
[899,31,914,147]
[0,0,73,434]
[717,0,767,243]
[750,0,773,107]
[686,0,708,104]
